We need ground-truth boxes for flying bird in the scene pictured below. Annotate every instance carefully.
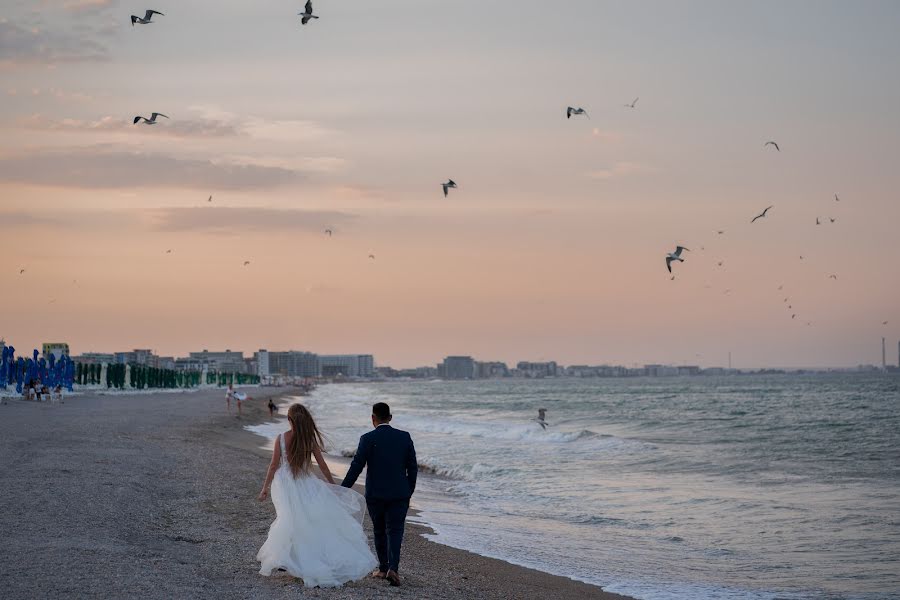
[778,285,783,290]
[800,255,804,260]
[442,179,457,198]
[830,217,836,223]
[829,274,838,280]
[208,195,212,202]
[751,206,773,223]
[717,230,725,235]
[566,107,589,119]
[298,0,318,24]
[792,314,797,319]
[368,254,376,260]
[624,97,639,109]
[665,246,690,273]
[131,9,163,26]
[243,261,250,266]
[764,141,780,152]
[133,112,168,125]
[816,217,821,225]
[835,194,840,202]
[883,321,889,325]
[324,229,333,236]
[717,261,724,267]
[19,269,25,275]
[166,249,172,254]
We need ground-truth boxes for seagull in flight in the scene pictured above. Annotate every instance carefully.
[829,274,838,280]
[368,254,376,260]
[717,230,725,235]
[131,9,164,26]
[751,205,773,223]
[566,107,589,119]
[243,261,250,266]
[298,0,319,24]
[665,246,689,273]
[764,141,780,152]
[19,268,25,275]
[133,112,168,125]
[324,229,333,236]
[166,249,172,254]
[830,217,836,223]
[624,97,639,109]
[442,179,457,197]
[883,321,889,325]
[208,195,212,202]
[835,194,840,202]
[816,217,821,225]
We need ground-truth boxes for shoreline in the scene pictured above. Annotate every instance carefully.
[0,386,633,599]
[237,393,635,599]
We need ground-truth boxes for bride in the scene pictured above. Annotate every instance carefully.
[256,403,376,587]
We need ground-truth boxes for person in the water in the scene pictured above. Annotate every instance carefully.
[535,408,548,430]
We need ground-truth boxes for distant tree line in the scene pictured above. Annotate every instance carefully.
[206,371,260,386]
[73,362,254,389]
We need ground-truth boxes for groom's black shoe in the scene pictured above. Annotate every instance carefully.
[386,570,401,587]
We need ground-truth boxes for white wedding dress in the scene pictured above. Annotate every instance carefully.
[257,433,376,587]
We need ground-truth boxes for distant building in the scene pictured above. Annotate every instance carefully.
[319,355,375,378]
[516,361,558,378]
[115,349,155,366]
[262,351,320,378]
[174,357,204,372]
[476,361,509,378]
[189,349,249,373]
[157,356,176,370]
[396,366,439,379]
[256,350,270,377]
[72,352,115,364]
[645,364,679,377]
[42,342,70,360]
[442,356,476,379]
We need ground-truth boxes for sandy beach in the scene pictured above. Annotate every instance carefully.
[0,387,632,600]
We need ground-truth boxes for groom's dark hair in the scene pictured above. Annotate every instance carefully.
[372,402,391,422]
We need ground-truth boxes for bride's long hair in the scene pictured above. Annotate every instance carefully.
[285,403,325,477]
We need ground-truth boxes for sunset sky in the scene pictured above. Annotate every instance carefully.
[2,0,899,368]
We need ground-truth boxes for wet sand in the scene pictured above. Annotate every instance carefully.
[0,387,633,599]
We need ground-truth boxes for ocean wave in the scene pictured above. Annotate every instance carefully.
[395,415,602,444]
[414,457,514,481]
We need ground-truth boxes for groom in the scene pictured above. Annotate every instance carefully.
[341,402,418,587]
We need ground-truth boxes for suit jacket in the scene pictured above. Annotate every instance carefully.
[341,424,417,500]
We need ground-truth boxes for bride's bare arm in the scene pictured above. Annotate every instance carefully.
[313,446,335,485]
[258,435,282,501]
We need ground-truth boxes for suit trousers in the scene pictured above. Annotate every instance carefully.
[366,497,410,573]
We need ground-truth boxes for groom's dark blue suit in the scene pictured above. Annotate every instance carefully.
[341,424,417,574]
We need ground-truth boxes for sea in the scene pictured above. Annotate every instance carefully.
[247,375,900,600]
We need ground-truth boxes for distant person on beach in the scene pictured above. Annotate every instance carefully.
[256,403,376,587]
[225,384,234,413]
[535,408,549,430]
[341,402,418,587]
[268,398,277,417]
[234,391,248,417]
